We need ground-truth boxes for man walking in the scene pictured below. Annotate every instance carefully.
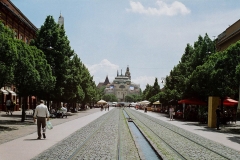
[33,100,50,139]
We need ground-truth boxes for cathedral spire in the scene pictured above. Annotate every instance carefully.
[103,75,110,85]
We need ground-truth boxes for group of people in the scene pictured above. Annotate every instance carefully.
[100,104,109,111]
[5,98,16,115]
[50,103,68,118]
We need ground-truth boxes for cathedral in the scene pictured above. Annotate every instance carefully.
[98,66,140,102]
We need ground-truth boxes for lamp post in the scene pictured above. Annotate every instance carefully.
[91,97,94,109]
[161,77,166,84]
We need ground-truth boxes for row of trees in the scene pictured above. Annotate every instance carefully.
[142,34,240,109]
[1,16,100,121]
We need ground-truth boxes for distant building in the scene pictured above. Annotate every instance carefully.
[58,12,64,26]
[98,66,140,102]
[0,0,37,43]
[216,19,240,51]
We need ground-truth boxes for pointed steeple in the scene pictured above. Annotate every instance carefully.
[117,70,119,76]
[103,75,110,85]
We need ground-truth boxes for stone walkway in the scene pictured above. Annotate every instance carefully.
[0,108,101,145]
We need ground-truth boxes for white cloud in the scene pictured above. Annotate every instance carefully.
[131,76,156,90]
[86,59,120,84]
[126,1,191,16]
[86,59,119,75]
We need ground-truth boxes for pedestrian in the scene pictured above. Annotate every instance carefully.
[10,100,16,115]
[33,100,50,139]
[107,104,109,111]
[216,106,222,130]
[169,106,174,121]
[5,98,12,115]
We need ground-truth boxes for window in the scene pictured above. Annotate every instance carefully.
[14,31,17,38]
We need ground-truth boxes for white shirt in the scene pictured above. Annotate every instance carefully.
[34,103,50,118]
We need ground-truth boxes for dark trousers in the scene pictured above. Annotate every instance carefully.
[216,117,220,129]
[37,117,46,138]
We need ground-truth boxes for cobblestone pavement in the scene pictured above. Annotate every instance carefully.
[125,108,240,160]
[32,108,140,160]
[0,108,101,145]
[1,108,240,160]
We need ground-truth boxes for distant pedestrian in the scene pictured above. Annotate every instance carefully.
[169,106,174,121]
[107,104,109,111]
[33,100,50,139]
[216,106,222,130]
[5,98,12,115]
[10,100,16,115]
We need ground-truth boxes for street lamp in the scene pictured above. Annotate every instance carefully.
[161,77,166,84]
[47,42,53,50]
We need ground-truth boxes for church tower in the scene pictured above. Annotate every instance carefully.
[125,65,131,80]
[58,12,64,27]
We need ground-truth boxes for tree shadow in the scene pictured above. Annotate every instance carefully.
[0,126,18,131]
[227,136,240,144]
[0,119,34,125]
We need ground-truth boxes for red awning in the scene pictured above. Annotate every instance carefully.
[223,98,238,106]
[178,98,207,105]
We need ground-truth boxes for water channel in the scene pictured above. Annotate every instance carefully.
[123,110,161,160]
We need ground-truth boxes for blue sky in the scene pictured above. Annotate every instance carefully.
[11,0,240,90]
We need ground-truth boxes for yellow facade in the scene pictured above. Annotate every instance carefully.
[208,96,220,128]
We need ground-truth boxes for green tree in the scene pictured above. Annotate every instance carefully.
[13,40,54,121]
[61,54,85,106]
[102,94,118,102]
[31,15,74,105]
[0,22,17,87]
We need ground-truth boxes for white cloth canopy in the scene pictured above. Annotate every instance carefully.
[97,99,107,104]
[139,100,150,105]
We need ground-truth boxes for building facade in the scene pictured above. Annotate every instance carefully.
[0,0,37,111]
[103,66,140,102]
[216,19,240,52]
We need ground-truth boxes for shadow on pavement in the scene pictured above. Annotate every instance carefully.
[0,126,18,131]
[227,136,240,144]
[24,139,43,141]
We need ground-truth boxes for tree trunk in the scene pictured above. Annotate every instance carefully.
[81,102,85,110]
[21,96,27,122]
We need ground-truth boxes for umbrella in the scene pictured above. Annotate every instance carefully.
[153,101,161,104]
[97,99,107,104]
[139,100,150,105]
[223,97,238,106]
[178,98,207,105]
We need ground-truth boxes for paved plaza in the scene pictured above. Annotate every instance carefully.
[0,107,239,159]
